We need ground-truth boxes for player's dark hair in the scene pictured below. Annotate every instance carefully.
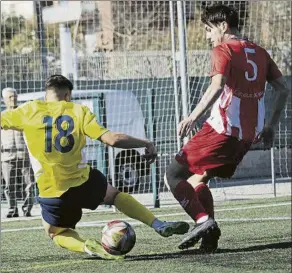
[45,74,73,92]
[201,4,239,30]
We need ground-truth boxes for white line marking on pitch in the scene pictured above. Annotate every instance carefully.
[2,217,292,233]
[1,202,290,233]
[155,202,292,218]
[1,201,290,223]
[2,216,291,233]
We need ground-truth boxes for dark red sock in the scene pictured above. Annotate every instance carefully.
[173,180,208,222]
[194,183,214,218]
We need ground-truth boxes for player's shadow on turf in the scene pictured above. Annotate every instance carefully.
[124,249,205,261]
[85,242,292,261]
[216,241,292,254]
[85,253,182,261]
[84,249,203,261]
[125,242,292,261]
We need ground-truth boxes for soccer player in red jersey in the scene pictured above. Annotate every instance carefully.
[164,4,289,252]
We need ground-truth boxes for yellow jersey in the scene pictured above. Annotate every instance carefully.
[1,100,109,198]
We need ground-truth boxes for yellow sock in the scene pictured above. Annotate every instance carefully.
[114,192,156,227]
[53,229,86,253]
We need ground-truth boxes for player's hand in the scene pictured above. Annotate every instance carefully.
[178,117,196,138]
[260,126,275,150]
[142,142,157,164]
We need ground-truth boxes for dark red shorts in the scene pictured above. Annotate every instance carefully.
[175,123,252,178]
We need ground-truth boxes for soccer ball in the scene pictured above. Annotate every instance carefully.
[101,220,136,255]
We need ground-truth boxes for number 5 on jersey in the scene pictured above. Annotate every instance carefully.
[244,48,258,81]
[43,115,75,153]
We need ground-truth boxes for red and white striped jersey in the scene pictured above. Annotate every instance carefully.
[206,38,282,141]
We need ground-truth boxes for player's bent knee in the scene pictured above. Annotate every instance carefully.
[164,173,171,191]
[47,227,68,239]
[165,158,193,192]
[164,170,179,192]
[42,218,67,239]
[164,173,177,192]
[103,183,120,205]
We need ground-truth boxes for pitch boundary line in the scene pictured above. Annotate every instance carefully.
[2,216,291,233]
[1,201,291,232]
[1,201,290,224]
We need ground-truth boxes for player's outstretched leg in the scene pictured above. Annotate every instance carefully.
[104,184,189,237]
[43,219,123,260]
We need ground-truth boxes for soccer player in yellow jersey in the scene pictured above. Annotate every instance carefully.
[1,75,189,260]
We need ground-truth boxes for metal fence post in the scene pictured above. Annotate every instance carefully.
[169,1,181,152]
[108,146,117,212]
[34,1,48,79]
[271,147,277,197]
[147,89,160,208]
[177,1,189,145]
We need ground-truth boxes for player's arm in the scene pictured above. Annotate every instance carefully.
[190,73,225,121]
[178,46,230,138]
[1,104,28,131]
[83,106,156,164]
[100,131,157,164]
[266,76,289,128]
[261,76,289,149]
[178,74,226,137]
[260,52,290,149]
